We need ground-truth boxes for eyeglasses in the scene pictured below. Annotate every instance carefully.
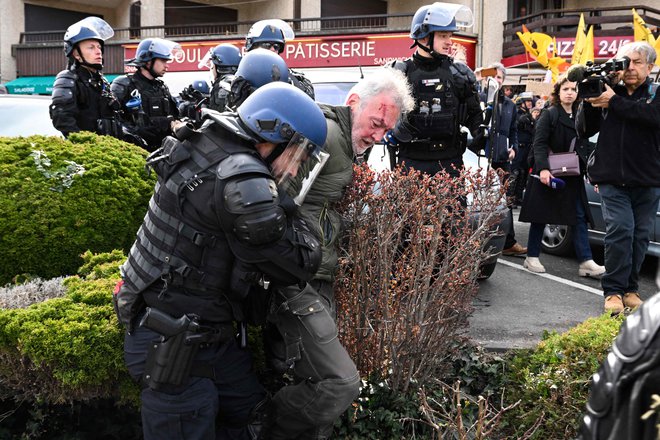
[256,42,284,53]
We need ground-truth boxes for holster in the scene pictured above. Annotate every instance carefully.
[143,330,199,390]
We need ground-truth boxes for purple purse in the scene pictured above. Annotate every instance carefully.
[548,138,580,177]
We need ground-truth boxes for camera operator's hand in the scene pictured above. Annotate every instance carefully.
[585,84,615,109]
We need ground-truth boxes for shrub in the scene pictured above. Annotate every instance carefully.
[335,164,505,393]
[0,133,154,285]
[0,250,138,405]
[497,313,625,439]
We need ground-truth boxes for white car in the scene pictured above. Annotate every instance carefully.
[0,95,61,137]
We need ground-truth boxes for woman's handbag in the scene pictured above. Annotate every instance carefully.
[548,138,580,177]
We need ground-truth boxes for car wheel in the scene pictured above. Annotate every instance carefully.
[541,224,575,256]
[478,262,497,280]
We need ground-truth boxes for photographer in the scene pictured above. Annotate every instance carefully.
[577,41,660,315]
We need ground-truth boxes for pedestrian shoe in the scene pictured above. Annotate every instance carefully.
[523,257,546,273]
[502,243,528,256]
[623,292,643,309]
[578,260,606,278]
[604,294,624,315]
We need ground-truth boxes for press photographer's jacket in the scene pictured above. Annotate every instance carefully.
[580,77,660,187]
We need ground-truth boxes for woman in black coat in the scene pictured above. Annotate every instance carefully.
[519,75,604,277]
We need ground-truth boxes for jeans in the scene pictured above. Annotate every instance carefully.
[599,184,660,297]
[527,195,593,261]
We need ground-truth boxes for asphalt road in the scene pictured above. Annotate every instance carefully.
[468,209,660,351]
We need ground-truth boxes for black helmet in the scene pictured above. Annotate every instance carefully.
[245,19,294,54]
[64,17,114,57]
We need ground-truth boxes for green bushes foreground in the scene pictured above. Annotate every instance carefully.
[0,133,154,285]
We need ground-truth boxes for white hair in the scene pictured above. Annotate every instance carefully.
[345,67,415,114]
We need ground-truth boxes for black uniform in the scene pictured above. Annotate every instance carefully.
[392,53,483,177]
[510,107,536,205]
[49,65,119,137]
[114,118,321,439]
[111,70,179,151]
[207,75,233,112]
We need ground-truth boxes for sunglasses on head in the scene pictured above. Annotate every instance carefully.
[257,42,284,53]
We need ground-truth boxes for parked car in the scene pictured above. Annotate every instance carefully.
[312,79,509,279]
[0,94,60,137]
[541,178,660,257]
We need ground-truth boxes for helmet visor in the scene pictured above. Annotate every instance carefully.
[249,19,295,41]
[426,3,474,29]
[65,17,114,41]
[198,49,213,69]
[148,38,183,61]
[274,132,323,187]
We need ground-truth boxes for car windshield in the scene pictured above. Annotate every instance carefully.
[0,96,61,137]
[312,82,355,106]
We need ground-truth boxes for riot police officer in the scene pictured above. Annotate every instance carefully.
[111,38,181,151]
[242,18,315,99]
[228,48,290,109]
[49,17,120,137]
[176,79,210,126]
[199,43,242,112]
[386,2,484,177]
[114,82,328,440]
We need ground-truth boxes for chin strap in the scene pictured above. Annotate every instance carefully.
[412,33,449,61]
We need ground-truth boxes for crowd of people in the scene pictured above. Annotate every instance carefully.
[47,3,659,439]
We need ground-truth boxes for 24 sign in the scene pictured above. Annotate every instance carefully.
[556,36,633,59]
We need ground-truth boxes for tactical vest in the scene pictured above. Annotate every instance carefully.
[208,79,230,112]
[399,58,463,161]
[120,126,262,322]
[128,74,174,123]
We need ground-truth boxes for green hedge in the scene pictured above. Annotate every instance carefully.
[0,250,138,405]
[497,313,625,439]
[0,132,154,285]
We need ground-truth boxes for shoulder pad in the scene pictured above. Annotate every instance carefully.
[216,153,271,180]
[450,63,477,84]
[391,60,409,74]
[51,71,77,103]
[111,75,132,100]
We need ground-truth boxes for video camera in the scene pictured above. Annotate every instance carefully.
[567,56,630,99]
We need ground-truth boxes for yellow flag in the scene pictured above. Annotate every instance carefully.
[530,32,555,66]
[632,8,655,43]
[571,13,587,65]
[580,25,595,64]
[631,8,660,66]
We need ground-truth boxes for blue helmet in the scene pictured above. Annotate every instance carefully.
[128,38,181,67]
[235,48,289,89]
[410,2,474,40]
[238,82,327,154]
[64,17,114,56]
[245,19,294,53]
[210,44,242,69]
[191,80,210,95]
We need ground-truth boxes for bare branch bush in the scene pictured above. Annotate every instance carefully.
[335,164,506,393]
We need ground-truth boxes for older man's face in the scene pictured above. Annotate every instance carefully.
[618,49,653,89]
[346,92,400,156]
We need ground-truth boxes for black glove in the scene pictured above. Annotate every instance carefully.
[469,125,489,154]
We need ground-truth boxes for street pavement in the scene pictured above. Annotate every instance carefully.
[468,256,605,351]
[468,210,659,351]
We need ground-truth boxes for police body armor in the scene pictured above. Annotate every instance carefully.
[50,65,118,136]
[395,57,470,161]
[116,121,320,327]
[208,76,232,112]
[579,293,660,440]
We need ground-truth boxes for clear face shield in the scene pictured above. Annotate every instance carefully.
[148,38,183,62]
[273,132,327,194]
[249,19,296,42]
[65,17,115,42]
[426,3,474,29]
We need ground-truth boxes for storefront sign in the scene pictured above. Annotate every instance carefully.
[123,32,477,72]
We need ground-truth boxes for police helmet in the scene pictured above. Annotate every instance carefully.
[211,44,242,68]
[128,38,182,67]
[245,19,295,53]
[64,17,114,56]
[410,2,474,40]
[192,80,210,95]
[235,48,289,89]
[238,82,327,156]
